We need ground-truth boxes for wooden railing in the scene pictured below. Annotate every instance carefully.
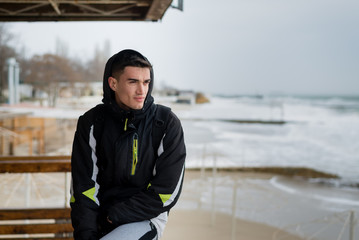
[0,155,73,240]
[0,155,71,173]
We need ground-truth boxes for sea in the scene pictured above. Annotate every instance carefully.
[172,94,359,188]
[172,94,359,239]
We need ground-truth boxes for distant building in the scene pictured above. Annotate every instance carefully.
[153,86,210,105]
[176,90,195,105]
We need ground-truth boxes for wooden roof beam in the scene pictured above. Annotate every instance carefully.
[107,4,138,15]
[9,2,47,15]
[71,2,137,16]
[0,0,172,21]
[145,0,172,21]
[0,0,141,3]
[0,7,12,14]
[71,2,110,15]
[48,0,61,15]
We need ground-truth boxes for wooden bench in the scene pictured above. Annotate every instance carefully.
[0,155,73,240]
[0,208,73,240]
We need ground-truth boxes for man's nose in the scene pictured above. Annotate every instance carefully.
[137,83,145,94]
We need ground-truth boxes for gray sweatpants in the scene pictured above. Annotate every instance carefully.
[100,220,157,240]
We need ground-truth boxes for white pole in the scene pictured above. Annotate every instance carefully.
[198,145,206,210]
[231,179,238,240]
[25,173,31,207]
[14,62,20,104]
[201,145,206,180]
[65,172,69,208]
[211,153,217,226]
[7,58,16,105]
[24,174,31,238]
[349,211,354,240]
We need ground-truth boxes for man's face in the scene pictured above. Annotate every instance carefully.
[108,66,151,110]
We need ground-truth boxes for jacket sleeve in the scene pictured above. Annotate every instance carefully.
[70,114,100,240]
[107,111,186,225]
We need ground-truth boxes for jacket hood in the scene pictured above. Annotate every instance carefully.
[102,49,154,114]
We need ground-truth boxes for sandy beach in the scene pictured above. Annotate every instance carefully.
[162,209,303,240]
[161,170,306,240]
[161,170,358,240]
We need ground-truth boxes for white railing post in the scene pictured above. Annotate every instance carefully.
[201,145,206,180]
[211,153,217,226]
[25,173,31,207]
[349,211,354,240]
[231,179,238,240]
[65,172,70,208]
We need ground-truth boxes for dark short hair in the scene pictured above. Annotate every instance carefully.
[111,50,152,79]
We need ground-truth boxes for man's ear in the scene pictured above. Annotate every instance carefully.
[108,77,117,91]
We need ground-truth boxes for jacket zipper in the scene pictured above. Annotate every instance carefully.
[131,133,138,176]
[124,118,128,131]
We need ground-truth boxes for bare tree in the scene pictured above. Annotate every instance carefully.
[23,54,84,106]
[85,40,111,82]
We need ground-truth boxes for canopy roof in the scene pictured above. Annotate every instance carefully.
[0,0,173,22]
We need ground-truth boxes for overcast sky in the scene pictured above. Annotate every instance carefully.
[7,0,359,96]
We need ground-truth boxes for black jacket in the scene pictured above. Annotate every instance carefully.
[70,50,186,240]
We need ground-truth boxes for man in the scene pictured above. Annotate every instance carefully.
[70,49,186,240]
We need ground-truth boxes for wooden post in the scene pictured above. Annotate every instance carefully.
[0,135,4,155]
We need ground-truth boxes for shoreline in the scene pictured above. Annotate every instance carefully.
[186,166,339,179]
[185,167,359,189]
